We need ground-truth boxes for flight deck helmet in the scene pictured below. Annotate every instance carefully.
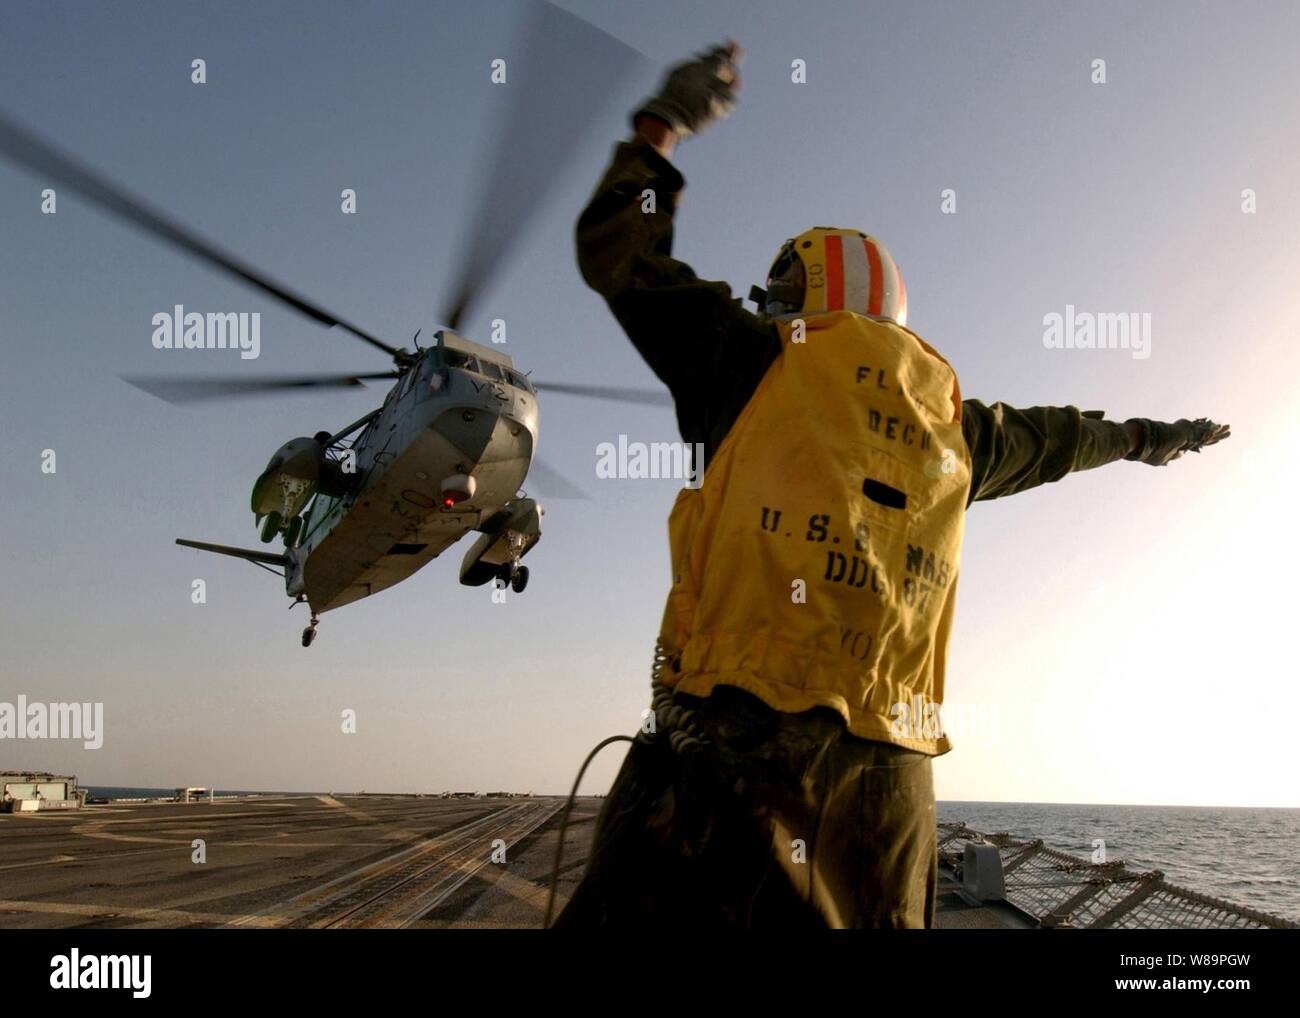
[762,226,907,326]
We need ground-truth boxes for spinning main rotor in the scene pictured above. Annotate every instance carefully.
[0,1,670,413]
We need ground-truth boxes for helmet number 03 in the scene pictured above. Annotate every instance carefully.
[806,261,824,290]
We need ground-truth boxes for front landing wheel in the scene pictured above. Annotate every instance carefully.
[510,566,529,593]
[260,511,283,544]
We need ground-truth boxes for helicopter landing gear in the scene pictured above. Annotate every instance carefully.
[261,510,303,548]
[260,511,282,544]
[491,561,527,592]
[494,532,530,594]
[301,612,320,648]
[494,563,529,593]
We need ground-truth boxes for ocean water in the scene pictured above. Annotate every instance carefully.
[938,801,1300,923]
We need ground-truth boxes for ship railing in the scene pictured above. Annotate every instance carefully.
[937,821,1298,930]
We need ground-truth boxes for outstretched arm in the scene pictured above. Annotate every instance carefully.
[961,401,1229,505]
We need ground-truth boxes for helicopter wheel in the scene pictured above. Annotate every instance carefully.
[301,613,319,648]
[510,566,529,593]
[284,515,303,547]
[260,511,282,544]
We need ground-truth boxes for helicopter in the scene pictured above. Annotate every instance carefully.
[178,328,547,648]
[0,1,669,647]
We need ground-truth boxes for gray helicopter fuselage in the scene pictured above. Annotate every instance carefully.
[287,333,539,614]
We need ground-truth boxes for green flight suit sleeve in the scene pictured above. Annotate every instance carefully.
[960,400,1133,506]
[576,139,781,461]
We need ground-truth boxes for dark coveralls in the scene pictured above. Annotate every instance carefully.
[554,140,1134,929]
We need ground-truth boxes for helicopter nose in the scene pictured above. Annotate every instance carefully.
[432,406,500,462]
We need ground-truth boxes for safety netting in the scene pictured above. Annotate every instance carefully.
[937,822,1298,930]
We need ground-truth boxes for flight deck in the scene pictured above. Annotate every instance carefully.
[0,795,597,929]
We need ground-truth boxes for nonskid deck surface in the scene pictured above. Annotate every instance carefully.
[0,795,597,929]
[9,802,1285,929]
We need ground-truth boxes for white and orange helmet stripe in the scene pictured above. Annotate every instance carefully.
[788,227,907,326]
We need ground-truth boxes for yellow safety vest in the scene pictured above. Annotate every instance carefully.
[657,310,971,755]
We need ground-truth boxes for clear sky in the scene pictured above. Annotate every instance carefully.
[2,0,1296,806]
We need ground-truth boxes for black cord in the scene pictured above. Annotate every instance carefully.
[543,733,635,929]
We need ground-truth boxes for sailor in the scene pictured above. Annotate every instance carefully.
[555,42,1229,928]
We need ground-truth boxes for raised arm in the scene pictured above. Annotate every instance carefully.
[575,43,781,460]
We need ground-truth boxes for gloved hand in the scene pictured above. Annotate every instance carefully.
[633,41,742,138]
[1123,417,1231,466]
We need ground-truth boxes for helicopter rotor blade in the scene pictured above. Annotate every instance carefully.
[531,381,673,408]
[439,1,653,331]
[0,109,404,362]
[525,456,589,501]
[121,372,399,405]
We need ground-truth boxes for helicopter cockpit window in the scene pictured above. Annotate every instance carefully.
[438,348,515,382]
[506,369,532,392]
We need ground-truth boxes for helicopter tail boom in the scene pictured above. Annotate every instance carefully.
[176,539,289,568]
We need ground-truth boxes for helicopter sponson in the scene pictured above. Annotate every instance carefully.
[457,499,544,593]
[250,434,355,545]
